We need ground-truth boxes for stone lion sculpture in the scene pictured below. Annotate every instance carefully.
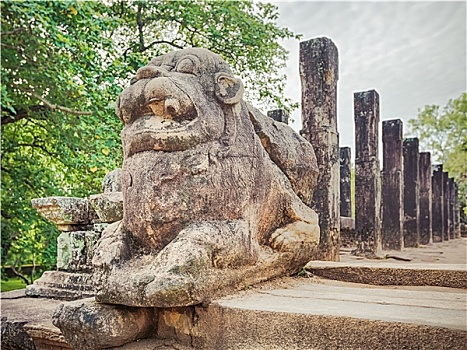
[92,48,320,307]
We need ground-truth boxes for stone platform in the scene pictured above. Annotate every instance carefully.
[2,239,466,350]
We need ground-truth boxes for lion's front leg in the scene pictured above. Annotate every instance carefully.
[143,219,259,307]
[94,220,259,307]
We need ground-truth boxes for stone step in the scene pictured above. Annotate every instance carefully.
[3,277,466,350]
[169,278,466,350]
[304,261,467,288]
[25,271,94,300]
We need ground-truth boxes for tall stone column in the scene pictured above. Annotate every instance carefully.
[340,147,352,218]
[353,90,381,255]
[449,178,456,239]
[418,152,432,245]
[300,37,340,261]
[453,182,461,238]
[381,119,404,250]
[443,172,451,241]
[403,138,420,248]
[431,165,444,242]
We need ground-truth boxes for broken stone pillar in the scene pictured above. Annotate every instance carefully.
[381,119,404,250]
[267,109,289,124]
[449,178,456,239]
[431,165,444,243]
[443,172,451,241]
[353,90,382,255]
[418,152,432,245]
[300,37,340,261]
[403,138,420,248]
[339,147,352,218]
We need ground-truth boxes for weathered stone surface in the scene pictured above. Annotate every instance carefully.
[1,291,72,349]
[353,90,382,255]
[31,197,95,225]
[89,192,123,223]
[403,138,420,248]
[153,279,467,350]
[339,147,352,218]
[381,119,404,250]
[55,230,98,272]
[85,230,101,267]
[88,48,319,308]
[56,231,71,270]
[267,109,289,124]
[431,164,444,242]
[102,168,122,193]
[52,298,156,350]
[340,217,356,248]
[453,182,461,238]
[419,152,432,245]
[305,261,467,289]
[300,37,340,261]
[248,103,318,204]
[449,178,455,239]
[25,271,94,300]
[443,172,451,240]
[1,317,36,350]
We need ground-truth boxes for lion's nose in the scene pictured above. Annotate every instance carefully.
[165,98,180,116]
[136,66,168,80]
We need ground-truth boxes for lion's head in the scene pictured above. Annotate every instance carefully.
[116,48,245,157]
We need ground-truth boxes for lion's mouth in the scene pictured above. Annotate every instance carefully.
[138,114,194,131]
[134,98,197,133]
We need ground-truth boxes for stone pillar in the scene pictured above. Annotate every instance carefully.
[449,178,456,239]
[453,182,461,238]
[300,37,340,261]
[418,152,432,245]
[443,172,451,241]
[381,119,404,250]
[403,138,420,248]
[267,109,289,124]
[339,147,352,218]
[431,165,444,242]
[353,90,381,255]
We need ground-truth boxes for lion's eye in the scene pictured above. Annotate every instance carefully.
[175,56,199,75]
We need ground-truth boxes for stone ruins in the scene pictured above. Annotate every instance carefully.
[3,38,464,350]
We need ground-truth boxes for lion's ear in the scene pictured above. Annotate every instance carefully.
[215,73,244,105]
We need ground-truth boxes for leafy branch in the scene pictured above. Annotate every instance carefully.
[29,91,92,116]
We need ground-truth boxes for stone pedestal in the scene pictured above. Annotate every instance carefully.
[353,90,381,255]
[443,172,451,241]
[25,223,107,300]
[403,138,420,248]
[300,37,340,261]
[339,147,352,218]
[26,172,124,300]
[431,165,444,242]
[381,119,404,250]
[267,109,289,125]
[418,152,432,245]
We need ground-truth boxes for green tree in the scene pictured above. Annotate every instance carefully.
[409,93,467,220]
[1,0,299,278]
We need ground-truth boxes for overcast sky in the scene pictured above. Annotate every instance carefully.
[271,1,466,156]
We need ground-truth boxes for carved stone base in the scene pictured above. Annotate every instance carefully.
[25,271,94,300]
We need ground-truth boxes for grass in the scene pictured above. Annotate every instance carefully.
[1,277,27,292]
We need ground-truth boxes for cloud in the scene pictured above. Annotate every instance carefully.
[273,1,466,152]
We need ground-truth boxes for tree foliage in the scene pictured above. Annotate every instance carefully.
[1,0,299,275]
[409,93,467,219]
